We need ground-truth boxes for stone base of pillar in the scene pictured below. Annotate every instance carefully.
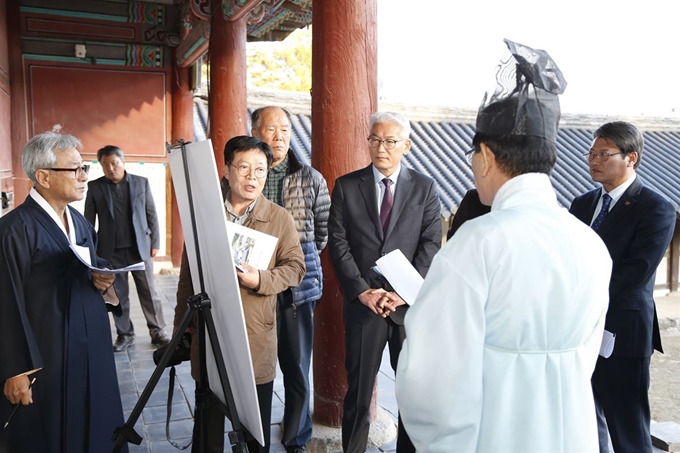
[306,407,397,453]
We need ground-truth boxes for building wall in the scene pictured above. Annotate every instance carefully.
[25,62,169,160]
[3,1,177,254]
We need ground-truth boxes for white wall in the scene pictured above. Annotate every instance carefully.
[71,161,168,257]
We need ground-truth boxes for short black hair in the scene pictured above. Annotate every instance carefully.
[97,145,124,162]
[593,121,644,169]
[223,136,273,168]
[472,133,556,177]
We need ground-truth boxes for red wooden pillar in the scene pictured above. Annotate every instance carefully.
[0,0,11,193]
[7,0,30,206]
[311,0,378,427]
[170,54,193,266]
[209,7,248,177]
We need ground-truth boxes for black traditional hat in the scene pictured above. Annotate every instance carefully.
[476,39,567,143]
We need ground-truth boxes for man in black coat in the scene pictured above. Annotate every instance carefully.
[85,145,169,351]
[570,121,676,453]
[0,132,126,452]
[446,188,490,240]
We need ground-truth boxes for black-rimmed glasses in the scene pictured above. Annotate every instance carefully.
[367,137,405,150]
[232,164,268,179]
[582,152,623,161]
[465,149,476,165]
[44,165,90,178]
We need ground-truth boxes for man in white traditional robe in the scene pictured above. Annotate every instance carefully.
[396,39,613,453]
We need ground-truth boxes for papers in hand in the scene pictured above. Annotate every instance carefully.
[599,330,616,358]
[374,249,424,305]
[226,222,278,271]
[69,244,145,274]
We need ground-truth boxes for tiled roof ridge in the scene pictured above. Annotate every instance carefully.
[193,97,680,213]
[233,88,680,131]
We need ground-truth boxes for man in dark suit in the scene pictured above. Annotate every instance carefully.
[328,111,442,453]
[570,121,676,453]
[85,145,169,351]
[446,188,490,240]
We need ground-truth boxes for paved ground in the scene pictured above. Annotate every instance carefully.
[111,272,400,453]
[651,293,680,425]
[112,271,680,452]
[651,330,680,423]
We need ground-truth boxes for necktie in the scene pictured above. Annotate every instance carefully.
[380,178,393,234]
[591,193,612,231]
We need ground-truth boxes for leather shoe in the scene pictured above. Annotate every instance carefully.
[286,447,306,453]
[151,333,171,346]
[113,335,135,352]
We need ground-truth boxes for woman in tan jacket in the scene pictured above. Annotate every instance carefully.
[174,136,305,453]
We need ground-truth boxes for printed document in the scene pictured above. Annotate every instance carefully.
[599,330,616,358]
[69,244,145,274]
[374,249,424,305]
[226,222,278,270]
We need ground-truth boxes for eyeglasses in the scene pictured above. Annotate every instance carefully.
[583,152,623,161]
[367,137,405,150]
[465,149,476,165]
[231,164,268,179]
[44,165,90,178]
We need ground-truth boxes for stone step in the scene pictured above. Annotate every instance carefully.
[652,421,680,452]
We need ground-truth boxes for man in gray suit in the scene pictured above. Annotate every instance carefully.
[85,145,169,351]
[328,111,442,453]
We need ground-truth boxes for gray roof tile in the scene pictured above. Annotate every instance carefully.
[193,103,680,214]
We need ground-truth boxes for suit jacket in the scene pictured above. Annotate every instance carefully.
[84,172,160,261]
[329,165,441,325]
[447,188,491,240]
[570,177,676,357]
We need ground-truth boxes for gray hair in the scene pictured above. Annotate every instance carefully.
[251,106,292,130]
[369,111,412,138]
[22,132,82,185]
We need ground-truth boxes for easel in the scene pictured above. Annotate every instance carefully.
[111,140,249,453]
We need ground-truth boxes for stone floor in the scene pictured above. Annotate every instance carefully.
[111,272,399,453]
[112,271,680,452]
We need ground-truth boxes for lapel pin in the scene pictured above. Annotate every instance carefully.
[625,201,631,206]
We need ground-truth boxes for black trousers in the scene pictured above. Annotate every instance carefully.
[592,355,652,453]
[110,247,166,339]
[277,290,315,448]
[342,314,415,453]
[193,380,273,453]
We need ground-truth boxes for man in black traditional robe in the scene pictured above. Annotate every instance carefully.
[0,132,128,453]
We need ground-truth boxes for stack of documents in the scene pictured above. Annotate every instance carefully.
[374,249,424,305]
[70,244,145,274]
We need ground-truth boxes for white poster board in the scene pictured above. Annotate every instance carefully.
[168,139,264,445]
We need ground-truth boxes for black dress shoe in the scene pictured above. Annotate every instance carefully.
[286,447,306,453]
[151,333,171,346]
[113,335,135,352]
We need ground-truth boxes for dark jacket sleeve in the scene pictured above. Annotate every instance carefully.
[143,177,161,250]
[84,181,97,227]
[412,179,442,278]
[447,189,490,240]
[312,172,331,253]
[609,193,676,302]
[328,178,371,301]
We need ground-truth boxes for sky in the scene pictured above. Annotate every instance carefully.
[377,0,680,117]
